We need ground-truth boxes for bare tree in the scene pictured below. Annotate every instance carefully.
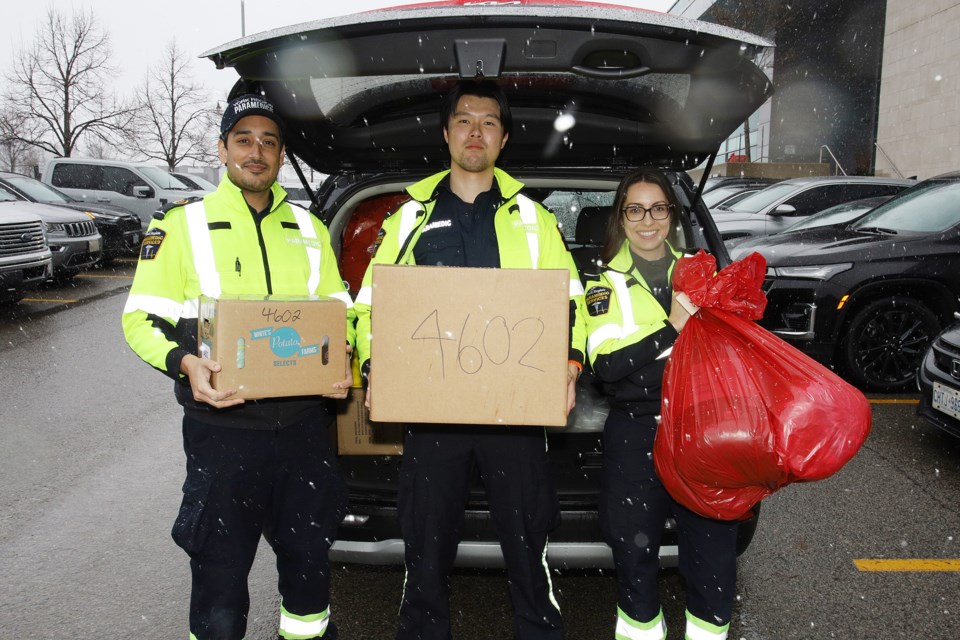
[0,7,135,158]
[127,41,217,170]
[0,110,35,172]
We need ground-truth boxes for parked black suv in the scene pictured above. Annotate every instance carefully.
[202,1,773,568]
[730,172,960,392]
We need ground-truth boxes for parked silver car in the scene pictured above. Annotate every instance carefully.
[713,175,914,242]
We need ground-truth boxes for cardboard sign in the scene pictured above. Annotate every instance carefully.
[198,295,346,400]
[369,265,569,426]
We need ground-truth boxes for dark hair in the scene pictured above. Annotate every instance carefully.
[440,79,512,137]
[600,167,681,264]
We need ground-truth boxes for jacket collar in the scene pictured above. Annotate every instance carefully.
[607,239,681,274]
[406,167,524,203]
[213,174,288,214]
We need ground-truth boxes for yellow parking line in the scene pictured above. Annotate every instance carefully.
[21,298,80,303]
[868,398,919,404]
[855,559,960,572]
[76,273,134,279]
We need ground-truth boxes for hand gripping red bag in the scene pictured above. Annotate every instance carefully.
[653,250,871,521]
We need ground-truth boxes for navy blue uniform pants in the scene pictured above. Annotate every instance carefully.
[600,409,738,626]
[172,410,347,640]
[395,425,563,640]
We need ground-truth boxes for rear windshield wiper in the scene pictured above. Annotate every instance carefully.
[856,226,899,235]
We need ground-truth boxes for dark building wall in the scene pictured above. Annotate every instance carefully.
[703,0,887,174]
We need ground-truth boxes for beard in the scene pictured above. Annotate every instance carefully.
[228,163,277,193]
[451,147,496,173]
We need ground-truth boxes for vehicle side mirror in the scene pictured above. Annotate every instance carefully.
[133,186,154,199]
[772,203,798,216]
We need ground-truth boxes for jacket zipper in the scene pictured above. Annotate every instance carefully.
[255,217,272,295]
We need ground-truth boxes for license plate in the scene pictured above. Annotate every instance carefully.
[931,381,960,420]
[89,238,101,252]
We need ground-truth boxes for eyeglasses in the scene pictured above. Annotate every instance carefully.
[622,203,674,222]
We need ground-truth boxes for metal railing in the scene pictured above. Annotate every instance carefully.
[875,143,905,178]
[819,145,847,176]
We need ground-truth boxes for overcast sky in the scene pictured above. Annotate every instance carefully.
[2,0,677,105]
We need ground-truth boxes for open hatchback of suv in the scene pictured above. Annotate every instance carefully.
[202,0,773,569]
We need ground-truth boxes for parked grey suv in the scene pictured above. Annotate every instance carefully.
[202,2,773,568]
[0,184,101,279]
[712,175,915,241]
[0,209,52,303]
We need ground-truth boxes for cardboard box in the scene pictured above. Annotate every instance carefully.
[198,295,346,399]
[369,265,570,426]
[336,387,405,455]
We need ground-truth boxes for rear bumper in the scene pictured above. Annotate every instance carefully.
[330,538,678,570]
[916,349,960,439]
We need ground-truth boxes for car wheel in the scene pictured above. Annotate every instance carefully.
[840,296,941,392]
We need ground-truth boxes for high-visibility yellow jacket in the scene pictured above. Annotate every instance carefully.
[121,176,355,427]
[583,240,683,415]
[354,168,586,374]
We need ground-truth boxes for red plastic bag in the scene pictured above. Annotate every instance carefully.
[653,250,871,521]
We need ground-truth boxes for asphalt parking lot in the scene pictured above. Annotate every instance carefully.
[2,257,959,639]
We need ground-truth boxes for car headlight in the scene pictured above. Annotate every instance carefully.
[772,263,853,280]
[44,222,65,235]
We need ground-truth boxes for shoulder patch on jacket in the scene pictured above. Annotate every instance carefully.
[585,286,612,316]
[140,228,166,260]
[371,227,387,257]
[153,195,204,220]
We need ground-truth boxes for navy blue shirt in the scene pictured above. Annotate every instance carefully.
[413,178,501,268]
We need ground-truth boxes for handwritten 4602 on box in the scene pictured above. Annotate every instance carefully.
[369,265,570,426]
[198,295,346,400]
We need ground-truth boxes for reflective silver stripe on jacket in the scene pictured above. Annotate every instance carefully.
[516,193,539,267]
[184,201,221,298]
[289,204,321,294]
[396,199,423,263]
[608,272,636,329]
[122,294,188,321]
[585,272,638,358]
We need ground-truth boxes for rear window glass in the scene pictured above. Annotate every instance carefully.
[542,190,615,243]
[51,163,100,190]
[141,166,191,189]
[311,73,691,126]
